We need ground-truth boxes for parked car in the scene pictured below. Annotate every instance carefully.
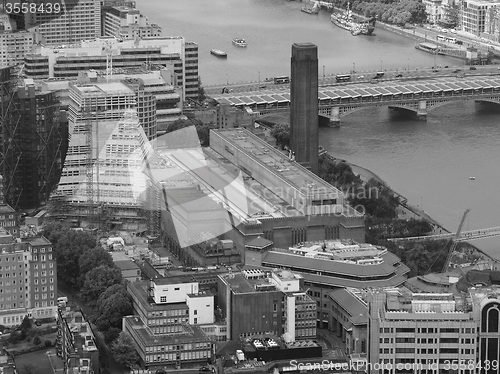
[453,69,461,73]
[395,73,403,78]
[469,66,477,70]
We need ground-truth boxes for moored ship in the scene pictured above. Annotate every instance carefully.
[210,49,227,58]
[330,3,376,36]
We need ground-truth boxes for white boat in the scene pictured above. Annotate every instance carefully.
[210,49,227,58]
[232,38,247,47]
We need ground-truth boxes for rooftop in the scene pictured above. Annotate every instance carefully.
[327,288,368,325]
[220,272,280,294]
[128,281,189,312]
[124,316,211,345]
[212,129,342,199]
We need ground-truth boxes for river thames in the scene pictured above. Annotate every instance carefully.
[137,0,500,258]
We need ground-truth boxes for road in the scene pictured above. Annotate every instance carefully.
[205,65,500,96]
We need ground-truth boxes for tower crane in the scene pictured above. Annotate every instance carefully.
[442,209,470,272]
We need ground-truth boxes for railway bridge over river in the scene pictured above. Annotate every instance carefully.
[210,75,500,125]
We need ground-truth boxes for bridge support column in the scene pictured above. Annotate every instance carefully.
[329,107,340,127]
[416,100,427,121]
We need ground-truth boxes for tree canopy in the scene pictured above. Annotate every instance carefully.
[94,284,133,330]
[78,246,114,287]
[111,333,140,369]
[80,265,123,303]
[270,124,290,150]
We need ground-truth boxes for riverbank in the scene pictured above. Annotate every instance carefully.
[324,153,451,234]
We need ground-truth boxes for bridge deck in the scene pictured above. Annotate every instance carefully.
[211,76,500,111]
[387,226,500,243]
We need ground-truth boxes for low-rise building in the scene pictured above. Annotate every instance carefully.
[124,279,213,369]
[56,305,99,374]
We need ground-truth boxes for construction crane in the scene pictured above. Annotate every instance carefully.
[442,209,470,272]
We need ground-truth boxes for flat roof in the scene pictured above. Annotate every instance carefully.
[220,273,280,294]
[212,129,342,198]
[124,316,211,345]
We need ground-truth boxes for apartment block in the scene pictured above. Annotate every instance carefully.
[28,0,101,45]
[24,36,199,100]
[0,232,56,326]
[0,176,19,237]
[56,306,99,374]
[102,5,162,39]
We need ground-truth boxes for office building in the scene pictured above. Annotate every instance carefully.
[0,232,57,326]
[459,0,500,37]
[218,269,316,341]
[0,29,36,66]
[28,0,101,45]
[2,78,66,210]
[290,43,319,174]
[102,5,162,39]
[123,278,213,369]
[55,80,154,227]
[56,305,99,374]
[25,36,200,100]
[368,288,483,374]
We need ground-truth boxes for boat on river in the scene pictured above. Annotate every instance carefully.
[210,49,227,58]
[330,3,376,36]
[232,38,247,47]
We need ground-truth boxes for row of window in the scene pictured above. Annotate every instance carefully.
[380,327,474,334]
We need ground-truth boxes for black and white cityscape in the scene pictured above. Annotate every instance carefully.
[0,0,500,373]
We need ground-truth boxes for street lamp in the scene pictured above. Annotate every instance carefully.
[380,60,383,71]
[226,74,228,86]
[258,71,260,88]
[353,62,356,74]
[322,65,325,83]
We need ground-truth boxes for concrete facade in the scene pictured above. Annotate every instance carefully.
[290,43,319,174]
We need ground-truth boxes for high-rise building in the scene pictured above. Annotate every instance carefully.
[0,29,37,66]
[24,36,200,100]
[55,80,154,227]
[28,0,101,45]
[290,43,319,174]
[0,231,57,326]
[2,79,66,209]
[0,67,67,210]
[102,5,162,39]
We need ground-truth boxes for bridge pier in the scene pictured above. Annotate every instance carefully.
[388,100,428,121]
[329,107,341,127]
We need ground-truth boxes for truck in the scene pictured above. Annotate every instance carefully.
[106,237,125,250]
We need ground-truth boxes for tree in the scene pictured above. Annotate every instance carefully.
[95,284,133,330]
[198,77,206,102]
[54,230,98,288]
[78,246,114,287]
[111,333,140,369]
[104,327,121,345]
[270,124,290,150]
[40,221,70,247]
[80,265,122,303]
[33,334,41,345]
